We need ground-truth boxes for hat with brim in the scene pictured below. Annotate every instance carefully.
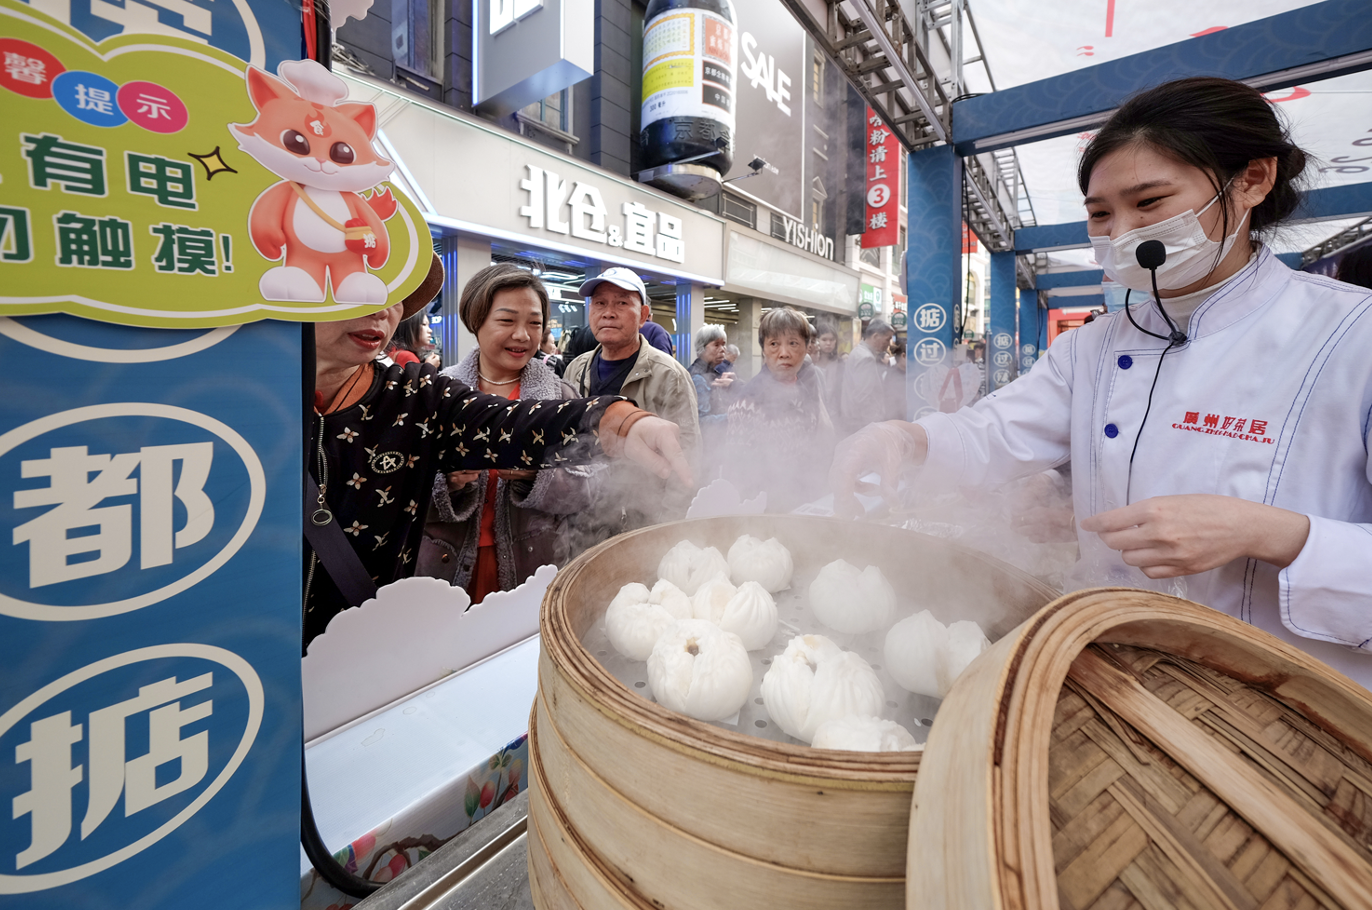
[400,252,445,320]
[578,266,647,304]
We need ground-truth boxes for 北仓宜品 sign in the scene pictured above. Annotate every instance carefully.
[0,1,430,328]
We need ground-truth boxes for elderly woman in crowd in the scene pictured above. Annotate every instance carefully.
[724,307,835,512]
[417,265,593,604]
[305,256,690,646]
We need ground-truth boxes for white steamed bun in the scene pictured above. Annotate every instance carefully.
[809,559,896,634]
[811,715,918,752]
[647,619,754,721]
[761,634,885,743]
[727,535,794,592]
[604,581,691,661]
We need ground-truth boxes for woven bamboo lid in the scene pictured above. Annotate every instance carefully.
[908,588,1372,910]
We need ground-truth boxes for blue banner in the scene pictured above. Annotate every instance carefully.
[904,145,961,420]
[0,315,301,907]
[1018,288,1039,374]
[988,251,1017,391]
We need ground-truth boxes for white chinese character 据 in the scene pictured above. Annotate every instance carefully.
[622,201,655,255]
[869,212,888,230]
[12,443,215,588]
[11,674,213,869]
[655,212,684,263]
[74,84,115,114]
[4,51,47,85]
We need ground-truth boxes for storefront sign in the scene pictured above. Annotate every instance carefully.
[518,164,685,263]
[1,11,430,328]
[726,0,804,218]
[858,302,874,319]
[862,106,899,248]
[891,308,907,329]
[859,282,883,311]
[777,214,833,260]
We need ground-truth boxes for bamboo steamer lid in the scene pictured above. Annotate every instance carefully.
[529,515,1059,910]
[908,588,1372,910]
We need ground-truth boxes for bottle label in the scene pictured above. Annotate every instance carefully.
[641,8,737,133]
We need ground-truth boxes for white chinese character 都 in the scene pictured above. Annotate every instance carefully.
[4,51,47,85]
[12,443,215,588]
[622,202,655,254]
[869,212,888,230]
[869,128,889,146]
[135,93,172,119]
[74,84,115,114]
[656,212,684,262]
[11,675,213,868]
[869,146,887,164]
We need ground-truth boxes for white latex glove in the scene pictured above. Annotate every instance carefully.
[623,416,694,487]
[828,421,926,518]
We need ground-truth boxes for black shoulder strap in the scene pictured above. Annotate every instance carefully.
[304,473,378,607]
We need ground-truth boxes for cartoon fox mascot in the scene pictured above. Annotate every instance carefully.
[229,59,398,304]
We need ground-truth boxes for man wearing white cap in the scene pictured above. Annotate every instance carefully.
[565,267,700,535]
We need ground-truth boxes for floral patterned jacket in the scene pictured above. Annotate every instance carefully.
[305,360,625,644]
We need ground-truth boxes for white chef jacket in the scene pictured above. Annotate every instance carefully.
[917,247,1372,689]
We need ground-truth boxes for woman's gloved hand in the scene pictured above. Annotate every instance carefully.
[828,421,927,518]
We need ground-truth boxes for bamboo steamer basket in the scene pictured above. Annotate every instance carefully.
[909,587,1372,910]
[529,515,1059,910]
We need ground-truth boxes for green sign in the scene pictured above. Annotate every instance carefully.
[858,302,874,320]
[0,1,430,327]
[891,309,907,329]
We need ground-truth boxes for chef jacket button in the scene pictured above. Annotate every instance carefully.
[441,553,450,563]
[1117,355,1133,370]
[1104,423,1119,438]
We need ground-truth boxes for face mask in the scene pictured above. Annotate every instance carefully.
[1090,186,1248,293]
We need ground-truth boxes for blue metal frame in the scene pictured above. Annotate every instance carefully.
[953,0,1372,156]
[1014,183,1372,254]
[988,251,1018,391]
[904,145,962,419]
[1035,270,1104,290]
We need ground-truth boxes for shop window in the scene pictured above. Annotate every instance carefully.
[812,53,825,105]
[721,193,757,229]
[518,89,578,153]
[770,212,788,241]
[811,176,826,231]
[860,245,881,269]
[390,0,443,79]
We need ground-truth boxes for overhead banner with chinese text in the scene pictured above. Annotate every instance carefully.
[0,0,431,328]
[861,106,899,249]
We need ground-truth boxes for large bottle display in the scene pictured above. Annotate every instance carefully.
[640,0,738,175]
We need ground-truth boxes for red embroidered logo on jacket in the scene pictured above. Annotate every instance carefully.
[1171,411,1274,444]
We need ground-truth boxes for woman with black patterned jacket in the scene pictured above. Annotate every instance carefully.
[305,258,691,646]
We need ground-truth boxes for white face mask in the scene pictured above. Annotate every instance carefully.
[1090,186,1249,293]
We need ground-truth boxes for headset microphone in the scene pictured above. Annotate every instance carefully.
[1122,242,1187,503]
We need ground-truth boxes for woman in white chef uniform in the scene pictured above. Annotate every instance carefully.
[833,76,1372,689]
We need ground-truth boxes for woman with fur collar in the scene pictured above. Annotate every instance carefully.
[417,264,599,603]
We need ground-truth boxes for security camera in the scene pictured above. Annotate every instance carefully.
[748,156,767,172]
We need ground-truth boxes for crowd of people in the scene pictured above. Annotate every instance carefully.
[313,75,1372,693]
[337,255,931,632]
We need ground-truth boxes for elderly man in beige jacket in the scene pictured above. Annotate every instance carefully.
[564,267,701,540]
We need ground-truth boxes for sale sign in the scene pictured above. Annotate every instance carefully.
[0,0,431,329]
[861,106,900,249]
